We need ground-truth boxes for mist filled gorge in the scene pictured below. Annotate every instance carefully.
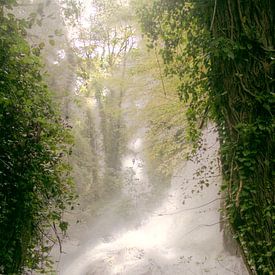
[0,0,273,274]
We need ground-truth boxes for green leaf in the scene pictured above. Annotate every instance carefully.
[39,42,45,49]
[49,39,55,46]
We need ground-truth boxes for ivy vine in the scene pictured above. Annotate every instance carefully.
[138,0,274,273]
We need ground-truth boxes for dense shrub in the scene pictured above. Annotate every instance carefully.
[0,2,74,273]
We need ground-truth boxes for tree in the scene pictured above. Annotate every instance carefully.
[0,1,75,273]
[138,0,274,273]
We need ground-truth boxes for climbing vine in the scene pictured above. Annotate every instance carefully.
[138,0,274,273]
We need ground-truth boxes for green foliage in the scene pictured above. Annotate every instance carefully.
[0,2,75,274]
[138,0,274,273]
[59,0,135,200]
[126,42,188,176]
[209,2,274,272]
[62,0,134,73]
[137,1,211,147]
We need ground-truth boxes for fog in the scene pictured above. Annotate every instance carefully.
[16,1,248,274]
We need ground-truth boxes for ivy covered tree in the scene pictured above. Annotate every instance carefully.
[138,0,274,273]
[0,1,74,273]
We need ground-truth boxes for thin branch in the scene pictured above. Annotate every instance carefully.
[227,0,234,40]
[0,158,12,169]
[199,103,210,129]
[235,72,258,98]
[237,0,245,31]
[37,226,56,244]
[217,257,240,274]
[210,0,218,32]
[154,47,167,97]
[172,174,221,180]
[156,197,225,216]
[184,219,228,236]
[52,222,63,254]
[235,179,243,208]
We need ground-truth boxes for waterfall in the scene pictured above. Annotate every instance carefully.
[15,1,248,274]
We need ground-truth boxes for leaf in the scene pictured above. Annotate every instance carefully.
[29,12,37,19]
[36,19,42,27]
[49,39,55,46]
[39,42,45,49]
[54,29,63,36]
[59,221,68,232]
[227,52,234,60]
